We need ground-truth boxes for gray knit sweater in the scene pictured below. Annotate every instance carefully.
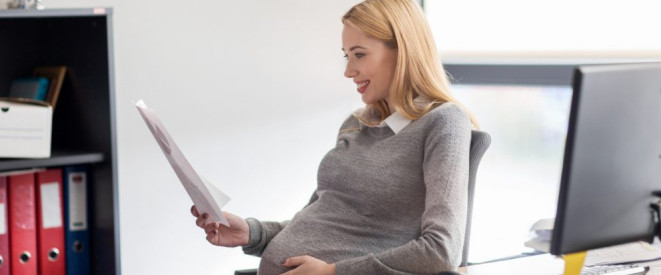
[242,103,471,274]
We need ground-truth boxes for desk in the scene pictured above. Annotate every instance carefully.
[457,254,564,275]
[457,254,661,275]
[457,241,661,274]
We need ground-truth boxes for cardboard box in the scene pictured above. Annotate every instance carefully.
[0,98,53,158]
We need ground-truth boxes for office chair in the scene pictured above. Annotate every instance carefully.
[462,130,491,267]
[236,130,491,275]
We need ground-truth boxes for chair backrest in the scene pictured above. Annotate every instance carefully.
[461,130,491,267]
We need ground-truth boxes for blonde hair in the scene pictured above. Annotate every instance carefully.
[342,0,478,128]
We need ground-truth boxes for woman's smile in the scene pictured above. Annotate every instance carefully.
[356,80,370,94]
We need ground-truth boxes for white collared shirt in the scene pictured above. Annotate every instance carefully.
[380,112,411,134]
[378,97,429,134]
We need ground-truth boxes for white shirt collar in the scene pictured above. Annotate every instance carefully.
[379,97,428,135]
[381,112,411,134]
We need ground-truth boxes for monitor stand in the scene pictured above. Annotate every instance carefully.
[562,251,587,275]
[560,191,661,275]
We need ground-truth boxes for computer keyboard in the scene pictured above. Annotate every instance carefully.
[581,264,648,275]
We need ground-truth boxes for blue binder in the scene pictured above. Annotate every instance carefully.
[63,165,90,275]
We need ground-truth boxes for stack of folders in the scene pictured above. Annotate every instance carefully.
[0,165,90,275]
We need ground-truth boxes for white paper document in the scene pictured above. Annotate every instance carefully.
[135,100,230,226]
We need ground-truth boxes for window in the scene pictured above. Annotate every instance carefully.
[454,84,571,262]
[424,0,661,61]
[424,0,661,263]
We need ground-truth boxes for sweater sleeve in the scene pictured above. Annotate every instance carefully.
[242,192,319,256]
[334,106,472,274]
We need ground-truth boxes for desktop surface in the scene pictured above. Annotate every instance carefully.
[459,254,564,275]
[458,253,648,275]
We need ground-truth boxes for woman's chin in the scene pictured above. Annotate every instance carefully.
[361,94,374,105]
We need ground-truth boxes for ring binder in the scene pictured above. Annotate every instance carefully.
[36,168,66,275]
[8,172,38,275]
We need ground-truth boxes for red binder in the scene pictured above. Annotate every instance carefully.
[35,169,66,275]
[8,172,38,275]
[0,176,9,275]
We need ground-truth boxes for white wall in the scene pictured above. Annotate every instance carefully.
[3,0,363,274]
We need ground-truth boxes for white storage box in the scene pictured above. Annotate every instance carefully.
[0,98,53,158]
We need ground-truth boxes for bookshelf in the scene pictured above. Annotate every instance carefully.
[0,8,119,275]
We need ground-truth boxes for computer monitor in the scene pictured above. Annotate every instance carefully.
[550,62,661,255]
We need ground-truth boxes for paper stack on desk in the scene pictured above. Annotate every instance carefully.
[524,218,554,252]
[135,100,230,226]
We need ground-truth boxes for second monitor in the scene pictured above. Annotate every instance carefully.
[551,62,661,255]
[551,63,661,255]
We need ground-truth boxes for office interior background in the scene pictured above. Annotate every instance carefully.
[2,0,660,274]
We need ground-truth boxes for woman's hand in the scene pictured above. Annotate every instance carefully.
[190,205,250,247]
[281,255,335,275]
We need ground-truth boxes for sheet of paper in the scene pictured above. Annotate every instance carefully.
[585,241,661,266]
[135,100,230,226]
[524,237,550,252]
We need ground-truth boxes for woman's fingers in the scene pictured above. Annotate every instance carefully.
[282,255,308,267]
[190,205,199,217]
[204,222,218,234]
[195,212,209,228]
[206,231,217,243]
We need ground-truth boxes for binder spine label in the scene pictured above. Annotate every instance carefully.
[68,172,87,231]
[39,182,63,229]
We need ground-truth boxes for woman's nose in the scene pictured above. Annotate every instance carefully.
[344,63,357,78]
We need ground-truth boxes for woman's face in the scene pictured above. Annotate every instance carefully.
[342,24,397,105]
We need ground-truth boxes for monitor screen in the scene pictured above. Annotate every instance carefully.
[551,62,661,255]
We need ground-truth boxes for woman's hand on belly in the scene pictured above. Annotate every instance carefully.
[281,255,335,275]
[191,205,249,247]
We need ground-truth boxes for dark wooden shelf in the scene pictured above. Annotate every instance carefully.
[0,151,104,172]
[1,8,118,274]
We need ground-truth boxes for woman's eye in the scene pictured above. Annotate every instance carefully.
[343,53,365,60]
